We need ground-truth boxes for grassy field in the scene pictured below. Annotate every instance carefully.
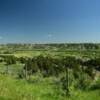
[0,49,99,58]
[0,75,100,100]
[0,75,66,100]
[69,90,100,100]
[11,49,100,58]
[0,48,100,100]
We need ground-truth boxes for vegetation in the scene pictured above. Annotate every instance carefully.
[0,43,100,100]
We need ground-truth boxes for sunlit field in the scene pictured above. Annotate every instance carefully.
[0,44,100,100]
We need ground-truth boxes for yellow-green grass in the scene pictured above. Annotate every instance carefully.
[0,75,66,100]
[0,74,100,100]
[69,90,100,100]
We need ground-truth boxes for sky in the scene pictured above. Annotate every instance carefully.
[0,0,100,43]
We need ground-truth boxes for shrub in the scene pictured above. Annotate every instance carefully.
[89,78,100,90]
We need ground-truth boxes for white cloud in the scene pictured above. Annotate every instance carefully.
[47,34,53,38]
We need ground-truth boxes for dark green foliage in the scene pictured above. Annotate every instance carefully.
[5,56,16,65]
[18,57,27,64]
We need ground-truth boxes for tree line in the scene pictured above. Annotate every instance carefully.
[0,43,100,51]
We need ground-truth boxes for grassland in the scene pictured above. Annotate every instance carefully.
[0,43,100,100]
[0,75,66,100]
[0,74,100,100]
[0,49,99,58]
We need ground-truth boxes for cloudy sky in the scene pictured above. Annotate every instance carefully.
[0,0,100,43]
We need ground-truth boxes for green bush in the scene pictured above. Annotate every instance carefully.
[75,73,92,90]
[90,78,100,90]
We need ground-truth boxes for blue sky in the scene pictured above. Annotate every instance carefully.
[0,0,100,43]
